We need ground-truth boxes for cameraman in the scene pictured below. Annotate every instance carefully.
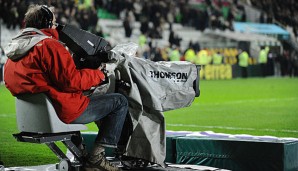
[4,4,127,171]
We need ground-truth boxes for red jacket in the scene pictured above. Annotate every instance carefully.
[4,28,105,123]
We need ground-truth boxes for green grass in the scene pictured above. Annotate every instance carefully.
[1,77,298,167]
[165,77,298,137]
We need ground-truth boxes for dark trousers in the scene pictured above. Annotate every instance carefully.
[260,63,267,77]
[71,93,128,148]
[241,66,248,78]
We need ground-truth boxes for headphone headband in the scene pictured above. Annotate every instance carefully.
[40,5,53,28]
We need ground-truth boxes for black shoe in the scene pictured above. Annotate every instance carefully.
[84,157,122,171]
[85,145,121,171]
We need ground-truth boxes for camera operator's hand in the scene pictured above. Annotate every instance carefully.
[116,80,131,95]
[72,52,110,69]
[98,64,109,85]
[55,23,64,33]
[98,63,106,71]
[100,75,109,85]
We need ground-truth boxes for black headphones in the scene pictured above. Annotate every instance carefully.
[40,5,54,28]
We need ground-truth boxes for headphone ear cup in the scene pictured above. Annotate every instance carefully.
[45,18,50,28]
[48,20,52,28]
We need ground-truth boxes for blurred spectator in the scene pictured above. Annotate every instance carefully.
[141,45,151,60]
[161,46,171,61]
[280,50,290,76]
[193,41,201,53]
[290,50,298,77]
[152,47,165,62]
[133,0,142,21]
[123,10,135,38]
[139,15,149,34]
[169,31,176,47]
[258,46,270,77]
[212,51,223,65]
[196,49,209,66]
[238,49,249,78]
[92,23,104,37]
[138,33,147,48]
[184,47,196,64]
[169,46,181,61]
[169,31,182,48]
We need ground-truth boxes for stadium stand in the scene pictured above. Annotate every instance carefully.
[0,0,298,77]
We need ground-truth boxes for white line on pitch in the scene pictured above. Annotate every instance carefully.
[0,114,16,118]
[193,97,298,106]
[167,124,298,133]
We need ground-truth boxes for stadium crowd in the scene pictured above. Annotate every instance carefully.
[0,0,99,33]
[250,0,298,37]
[0,0,298,79]
[0,0,247,37]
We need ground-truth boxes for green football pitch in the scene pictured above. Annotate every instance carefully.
[1,77,298,167]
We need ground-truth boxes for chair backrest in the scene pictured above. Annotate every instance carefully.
[16,93,87,133]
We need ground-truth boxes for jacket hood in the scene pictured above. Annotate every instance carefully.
[4,28,58,61]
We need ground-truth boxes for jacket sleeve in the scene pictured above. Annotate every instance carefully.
[41,39,105,92]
